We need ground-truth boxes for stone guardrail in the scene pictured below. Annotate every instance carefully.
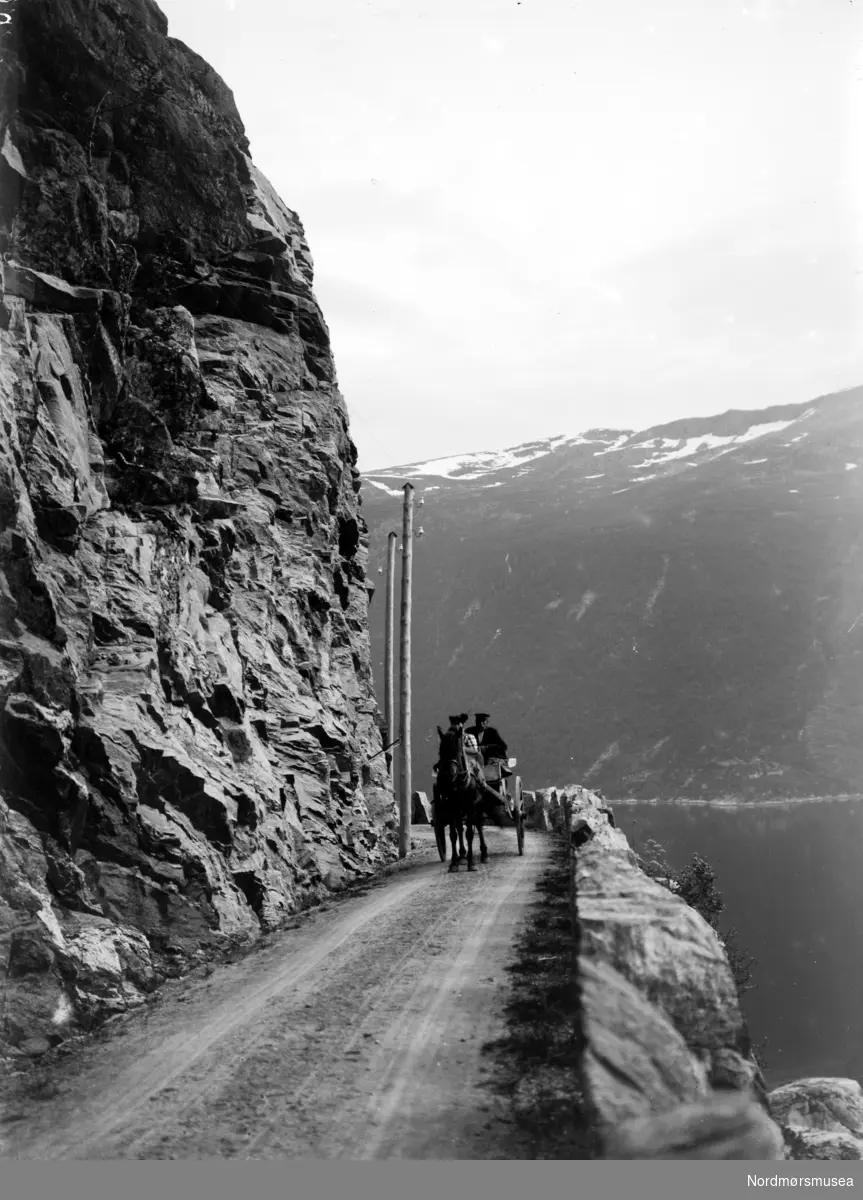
[549,783,863,1160]
[559,784,783,1159]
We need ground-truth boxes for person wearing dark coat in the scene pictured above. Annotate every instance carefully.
[466,713,509,766]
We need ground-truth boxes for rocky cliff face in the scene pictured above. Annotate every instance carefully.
[0,0,395,1057]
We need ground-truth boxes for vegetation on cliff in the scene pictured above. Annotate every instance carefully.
[636,837,758,999]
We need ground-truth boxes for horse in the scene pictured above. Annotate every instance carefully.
[435,726,492,872]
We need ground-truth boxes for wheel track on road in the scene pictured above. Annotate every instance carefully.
[5,834,548,1160]
[125,867,493,1159]
[5,867,437,1159]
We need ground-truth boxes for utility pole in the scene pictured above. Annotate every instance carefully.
[384,531,397,776]
[398,483,414,859]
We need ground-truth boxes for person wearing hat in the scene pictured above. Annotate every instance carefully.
[434,713,467,772]
[465,712,512,825]
[467,713,509,768]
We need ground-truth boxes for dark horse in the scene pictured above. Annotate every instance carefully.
[435,726,491,872]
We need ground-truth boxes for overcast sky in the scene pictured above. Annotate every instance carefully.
[159,0,863,469]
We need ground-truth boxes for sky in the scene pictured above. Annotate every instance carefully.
[158,0,863,469]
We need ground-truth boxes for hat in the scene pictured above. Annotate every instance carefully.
[459,712,469,724]
[475,712,490,722]
[448,714,462,725]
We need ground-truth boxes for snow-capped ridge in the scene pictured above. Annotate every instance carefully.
[368,434,597,481]
[367,429,630,482]
[365,401,824,487]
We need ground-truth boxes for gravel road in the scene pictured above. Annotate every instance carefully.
[1,829,553,1160]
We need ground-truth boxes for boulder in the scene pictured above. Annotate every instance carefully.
[769,1078,863,1160]
[412,790,432,824]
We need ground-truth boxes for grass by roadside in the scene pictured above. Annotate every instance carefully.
[479,833,596,1159]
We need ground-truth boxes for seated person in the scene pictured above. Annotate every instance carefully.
[467,712,512,775]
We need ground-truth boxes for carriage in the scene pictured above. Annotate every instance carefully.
[428,756,525,862]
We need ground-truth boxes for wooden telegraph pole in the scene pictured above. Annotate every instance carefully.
[384,531,397,776]
[398,483,414,858]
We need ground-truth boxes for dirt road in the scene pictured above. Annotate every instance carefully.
[2,829,554,1160]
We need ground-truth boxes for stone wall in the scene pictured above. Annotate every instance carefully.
[0,0,396,1058]
[555,785,863,1159]
[560,786,785,1159]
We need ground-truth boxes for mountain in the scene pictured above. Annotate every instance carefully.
[361,390,863,799]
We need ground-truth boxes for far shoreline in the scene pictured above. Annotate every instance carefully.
[607,794,863,808]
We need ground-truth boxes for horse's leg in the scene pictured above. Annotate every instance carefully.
[479,812,488,863]
[460,779,473,858]
[448,819,459,871]
[466,810,476,871]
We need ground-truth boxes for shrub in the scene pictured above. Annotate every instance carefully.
[634,838,758,997]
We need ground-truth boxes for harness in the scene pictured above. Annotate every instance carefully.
[438,729,500,810]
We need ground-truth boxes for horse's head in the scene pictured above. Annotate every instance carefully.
[438,728,458,761]
[437,725,469,786]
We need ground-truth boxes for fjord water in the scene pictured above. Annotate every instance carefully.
[611,798,863,1089]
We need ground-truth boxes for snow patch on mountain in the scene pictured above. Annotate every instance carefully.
[365,479,403,497]
[593,434,631,457]
[370,434,575,481]
[630,418,800,469]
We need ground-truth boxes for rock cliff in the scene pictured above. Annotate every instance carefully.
[0,0,395,1058]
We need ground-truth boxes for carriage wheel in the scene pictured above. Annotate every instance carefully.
[514,777,525,855]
